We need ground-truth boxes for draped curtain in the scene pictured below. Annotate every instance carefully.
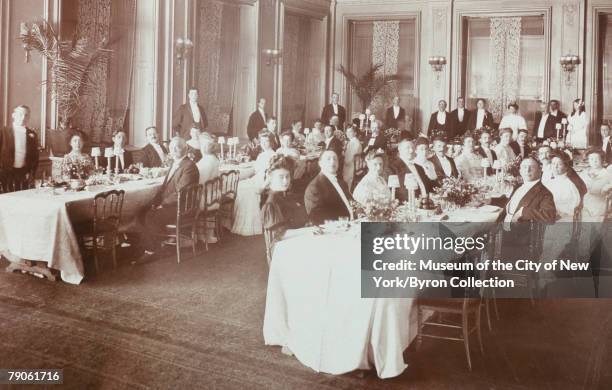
[489,17,521,121]
[196,1,240,135]
[74,0,136,144]
[370,21,399,116]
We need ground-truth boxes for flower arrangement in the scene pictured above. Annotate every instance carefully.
[60,155,94,180]
[334,129,347,143]
[351,196,399,222]
[433,177,478,207]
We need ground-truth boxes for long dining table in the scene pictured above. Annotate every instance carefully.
[0,177,164,284]
[263,206,504,379]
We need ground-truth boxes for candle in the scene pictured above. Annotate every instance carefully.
[481,158,491,178]
[404,173,419,210]
[218,136,226,160]
[388,174,400,200]
[555,123,562,139]
[104,147,113,175]
[91,147,101,170]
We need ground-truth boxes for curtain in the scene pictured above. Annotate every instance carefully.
[74,0,136,144]
[371,21,399,117]
[196,1,240,135]
[489,17,521,121]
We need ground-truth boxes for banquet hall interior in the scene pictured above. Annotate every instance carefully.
[1,0,612,389]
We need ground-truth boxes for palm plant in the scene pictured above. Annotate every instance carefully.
[19,19,112,130]
[337,63,401,111]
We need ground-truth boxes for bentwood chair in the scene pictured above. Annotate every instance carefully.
[0,174,33,193]
[198,178,222,251]
[352,153,367,192]
[76,190,125,273]
[163,184,202,264]
[218,170,240,237]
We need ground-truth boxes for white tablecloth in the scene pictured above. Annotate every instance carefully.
[0,178,163,284]
[263,207,503,378]
[219,162,255,180]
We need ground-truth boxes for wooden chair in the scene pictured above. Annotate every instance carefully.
[416,297,484,371]
[162,183,202,263]
[218,170,240,237]
[264,228,273,265]
[75,190,125,273]
[351,153,367,192]
[0,173,33,193]
[198,178,222,251]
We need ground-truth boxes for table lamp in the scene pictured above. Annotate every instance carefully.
[404,173,419,210]
[555,123,562,139]
[104,147,113,175]
[480,158,491,179]
[91,147,101,170]
[388,174,400,199]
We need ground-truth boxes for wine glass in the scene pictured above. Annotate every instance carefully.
[34,179,42,193]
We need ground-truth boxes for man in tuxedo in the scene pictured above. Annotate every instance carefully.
[323,125,344,161]
[429,136,458,182]
[172,87,208,138]
[467,98,494,131]
[141,126,168,168]
[427,99,451,137]
[137,137,200,261]
[304,150,353,225]
[449,97,471,138]
[534,100,566,141]
[476,130,497,175]
[363,121,386,154]
[266,117,280,150]
[247,98,268,141]
[385,96,406,129]
[0,105,39,185]
[510,129,531,159]
[321,93,346,128]
[330,115,343,132]
[600,124,612,164]
[390,139,433,202]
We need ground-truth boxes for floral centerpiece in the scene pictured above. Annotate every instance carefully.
[60,155,94,181]
[433,177,478,207]
[351,196,399,222]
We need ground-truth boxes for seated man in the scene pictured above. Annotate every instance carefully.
[304,150,353,225]
[141,126,168,168]
[137,137,200,262]
[509,129,531,159]
[390,139,432,202]
[429,136,458,183]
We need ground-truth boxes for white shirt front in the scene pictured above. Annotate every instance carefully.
[259,108,266,123]
[190,101,201,124]
[438,155,452,177]
[437,111,447,125]
[481,146,493,165]
[537,113,549,138]
[12,125,27,169]
[323,172,354,219]
[393,105,400,119]
[505,179,539,222]
[604,136,610,152]
[457,108,464,122]
[332,104,339,115]
[325,137,333,149]
[476,109,486,129]
[151,142,166,162]
[543,173,581,221]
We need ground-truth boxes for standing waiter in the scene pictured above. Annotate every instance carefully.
[0,105,39,188]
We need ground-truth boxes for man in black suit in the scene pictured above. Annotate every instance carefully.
[467,98,494,131]
[449,97,471,138]
[363,121,386,154]
[247,98,268,141]
[172,87,208,138]
[600,124,612,164]
[385,96,406,129]
[304,150,353,225]
[390,139,433,203]
[321,92,346,128]
[476,129,497,175]
[266,116,281,150]
[0,105,39,185]
[534,100,567,141]
[101,130,134,172]
[427,99,451,138]
[138,137,200,261]
[140,126,168,168]
[510,129,531,159]
[429,136,458,182]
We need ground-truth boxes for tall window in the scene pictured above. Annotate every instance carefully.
[463,15,545,128]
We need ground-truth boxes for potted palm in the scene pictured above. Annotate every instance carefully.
[337,63,400,111]
[19,19,111,155]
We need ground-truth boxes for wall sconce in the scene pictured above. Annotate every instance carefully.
[560,54,580,86]
[175,37,194,65]
[262,48,282,66]
[428,56,446,82]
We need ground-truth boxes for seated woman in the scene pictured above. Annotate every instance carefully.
[414,137,437,181]
[290,120,306,148]
[61,133,94,179]
[230,130,277,236]
[305,120,325,150]
[579,149,612,222]
[261,155,308,262]
[186,127,203,162]
[494,128,517,166]
[197,133,221,244]
[352,151,390,205]
[543,151,581,221]
[454,133,483,182]
[101,130,133,173]
[275,131,300,160]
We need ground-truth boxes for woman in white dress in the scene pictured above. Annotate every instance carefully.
[494,128,517,166]
[230,131,277,236]
[579,149,612,222]
[498,103,527,140]
[543,152,582,221]
[414,137,437,181]
[455,134,483,182]
[305,120,324,151]
[352,152,390,205]
[290,120,306,148]
[568,99,588,149]
[342,127,363,189]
